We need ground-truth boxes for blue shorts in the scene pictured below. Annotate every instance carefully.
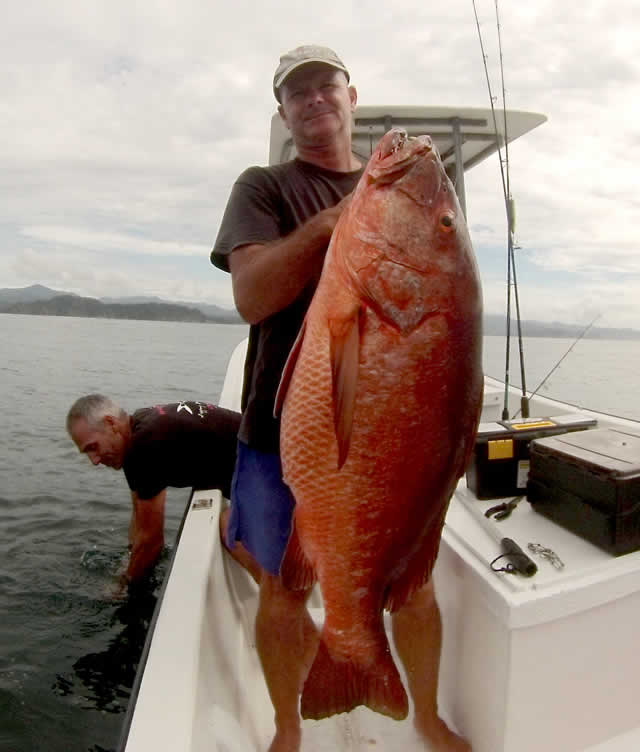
[226,441,296,576]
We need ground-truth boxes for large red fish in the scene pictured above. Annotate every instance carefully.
[275,128,483,722]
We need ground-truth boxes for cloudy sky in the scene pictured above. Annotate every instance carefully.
[2,0,639,328]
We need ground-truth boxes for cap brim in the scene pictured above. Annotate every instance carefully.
[274,60,349,101]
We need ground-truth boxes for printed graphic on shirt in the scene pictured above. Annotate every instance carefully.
[195,401,214,419]
[153,401,216,420]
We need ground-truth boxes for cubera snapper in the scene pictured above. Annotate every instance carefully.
[275,128,483,721]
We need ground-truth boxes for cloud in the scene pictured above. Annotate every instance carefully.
[20,226,205,257]
[5,245,235,308]
[1,0,639,328]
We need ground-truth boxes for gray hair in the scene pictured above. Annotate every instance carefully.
[66,394,127,435]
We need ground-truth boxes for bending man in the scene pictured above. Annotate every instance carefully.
[67,394,258,588]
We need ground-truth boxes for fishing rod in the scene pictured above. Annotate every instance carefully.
[472,0,530,419]
[510,314,601,418]
[495,0,530,419]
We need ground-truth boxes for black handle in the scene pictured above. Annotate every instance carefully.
[500,537,538,577]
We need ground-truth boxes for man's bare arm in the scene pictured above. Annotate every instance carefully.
[230,198,348,324]
[125,489,166,582]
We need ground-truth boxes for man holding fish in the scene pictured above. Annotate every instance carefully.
[211,44,479,752]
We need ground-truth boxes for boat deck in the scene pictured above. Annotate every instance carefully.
[122,489,462,752]
[122,480,640,752]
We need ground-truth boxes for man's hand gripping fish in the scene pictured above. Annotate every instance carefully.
[275,128,483,722]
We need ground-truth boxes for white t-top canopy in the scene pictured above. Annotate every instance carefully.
[269,105,546,167]
[268,105,546,214]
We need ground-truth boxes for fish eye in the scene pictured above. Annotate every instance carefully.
[440,213,454,230]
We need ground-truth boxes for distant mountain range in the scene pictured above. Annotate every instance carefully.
[0,284,243,324]
[482,313,640,340]
[1,284,639,339]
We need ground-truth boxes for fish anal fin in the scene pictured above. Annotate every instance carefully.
[301,638,408,721]
[329,309,361,469]
[385,513,447,613]
[274,318,307,418]
[279,516,315,591]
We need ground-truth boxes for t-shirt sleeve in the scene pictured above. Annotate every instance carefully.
[123,448,166,500]
[210,166,283,272]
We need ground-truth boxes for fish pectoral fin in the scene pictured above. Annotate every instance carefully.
[280,518,316,590]
[274,317,307,417]
[329,309,361,469]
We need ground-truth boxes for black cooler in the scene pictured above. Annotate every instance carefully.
[528,427,640,555]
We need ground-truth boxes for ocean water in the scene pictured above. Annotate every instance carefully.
[0,315,249,752]
[1,313,639,752]
[482,334,640,422]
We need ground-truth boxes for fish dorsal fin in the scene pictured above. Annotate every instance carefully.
[274,317,307,418]
[330,309,361,469]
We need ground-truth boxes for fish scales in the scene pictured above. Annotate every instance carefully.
[276,128,483,722]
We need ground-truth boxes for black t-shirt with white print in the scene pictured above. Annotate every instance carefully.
[122,401,240,500]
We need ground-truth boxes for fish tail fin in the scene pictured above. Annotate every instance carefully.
[300,637,408,721]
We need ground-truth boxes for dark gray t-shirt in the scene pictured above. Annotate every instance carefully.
[211,158,363,453]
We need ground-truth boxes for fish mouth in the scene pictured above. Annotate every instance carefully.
[379,129,432,159]
[369,129,437,183]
